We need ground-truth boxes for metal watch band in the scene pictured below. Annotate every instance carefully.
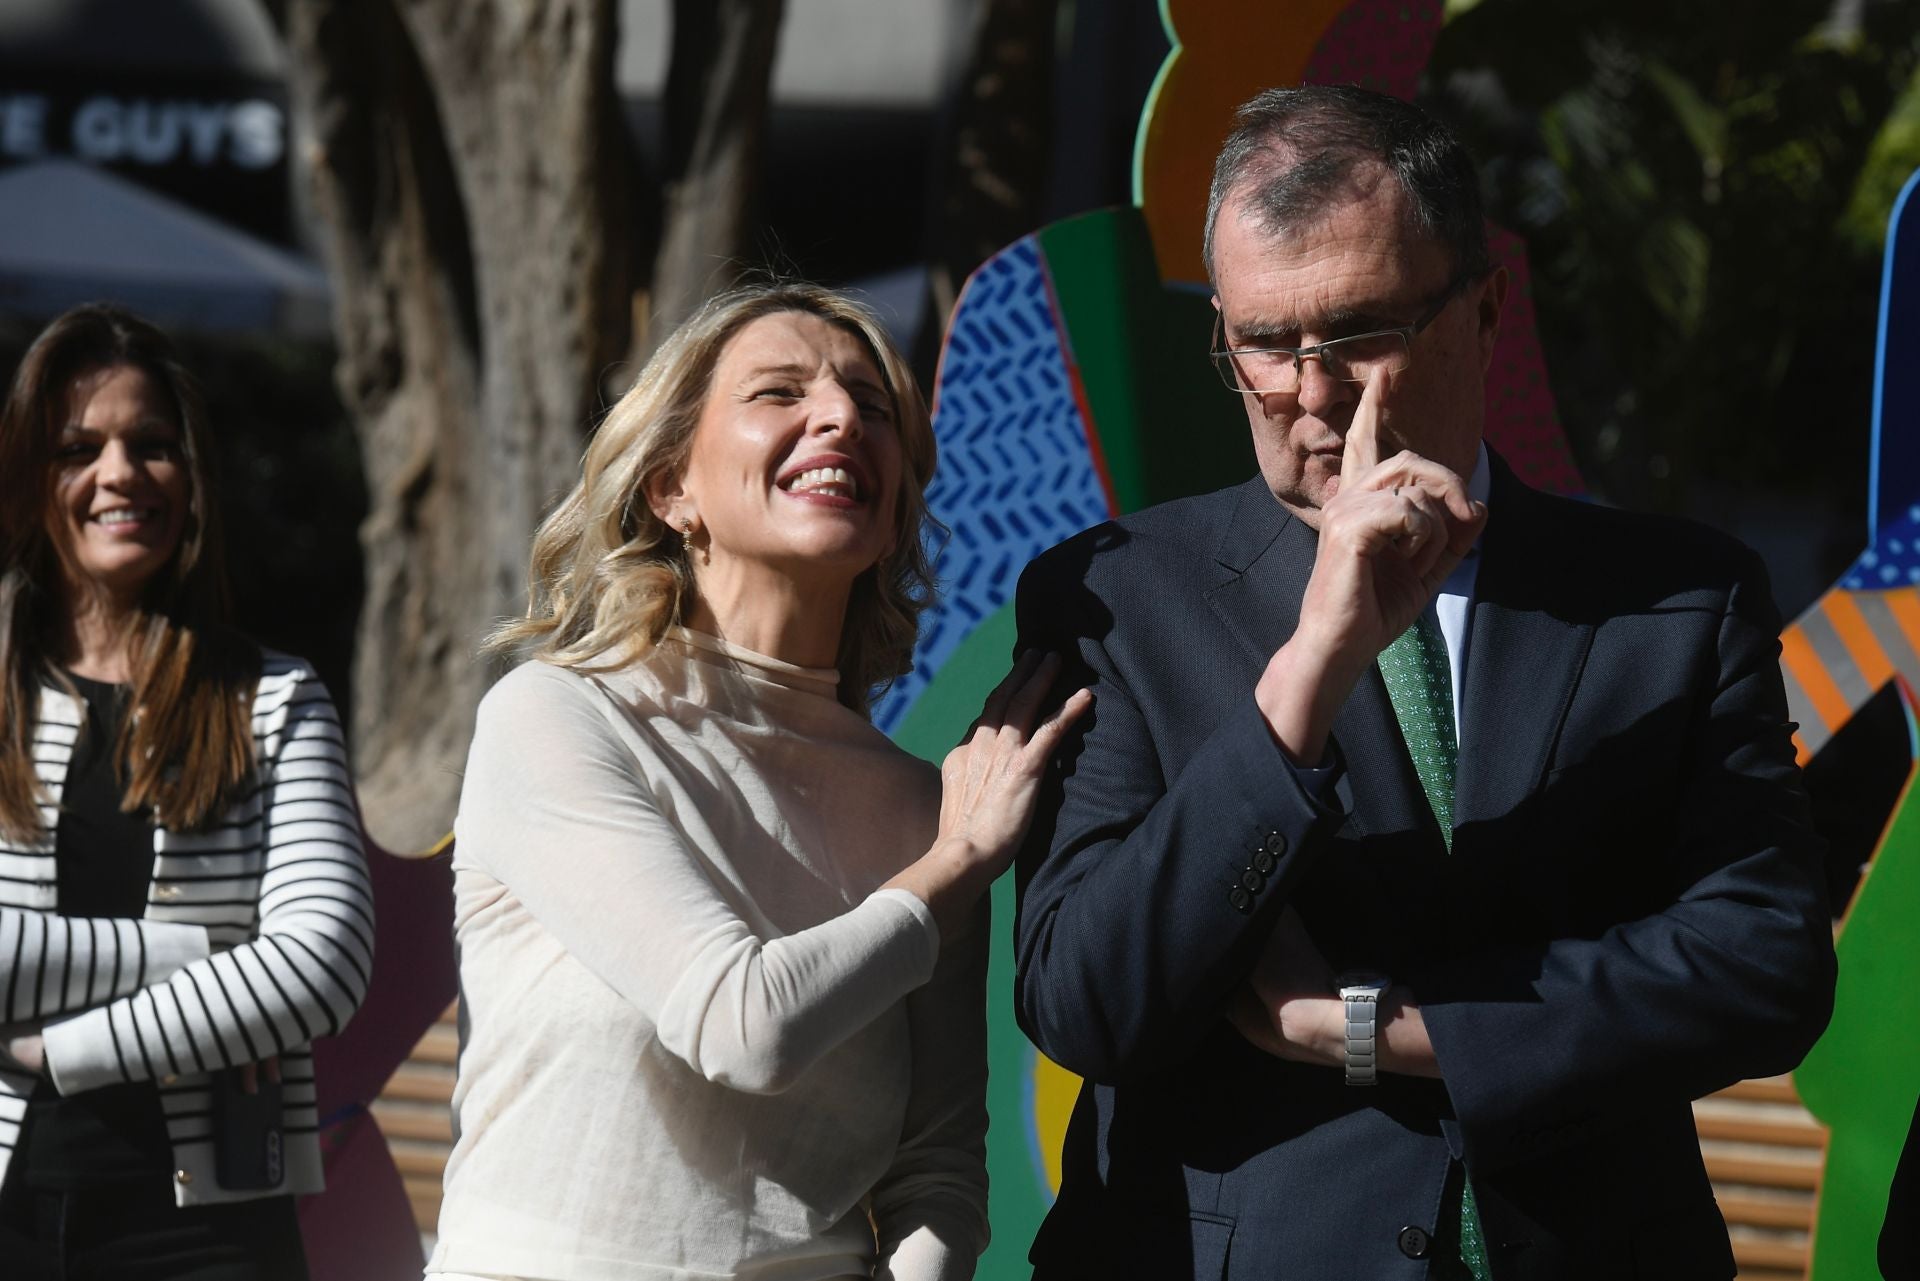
[1342,989,1380,1087]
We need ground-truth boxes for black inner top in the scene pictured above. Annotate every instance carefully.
[55,674,155,920]
[24,673,173,1188]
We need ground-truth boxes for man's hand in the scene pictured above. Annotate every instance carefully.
[1227,907,1342,1066]
[1256,368,1487,763]
[1229,907,1443,1079]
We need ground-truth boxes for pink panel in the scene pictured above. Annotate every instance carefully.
[1303,0,1443,100]
[303,838,457,1279]
[312,841,455,1116]
[299,1111,424,1281]
[1483,226,1583,495]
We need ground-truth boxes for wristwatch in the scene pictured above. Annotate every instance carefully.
[1335,973,1392,1086]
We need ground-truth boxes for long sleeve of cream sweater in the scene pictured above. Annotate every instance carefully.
[430,633,988,1281]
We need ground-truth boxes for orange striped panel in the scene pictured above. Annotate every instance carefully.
[1778,624,1849,735]
[1882,590,1920,659]
[1821,592,1897,694]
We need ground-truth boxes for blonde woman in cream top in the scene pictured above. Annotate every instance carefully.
[429,285,1087,1281]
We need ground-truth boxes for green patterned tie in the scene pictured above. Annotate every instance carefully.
[1377,615,1491,1280]
[1377,615,1458,849]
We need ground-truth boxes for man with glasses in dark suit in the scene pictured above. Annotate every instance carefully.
[1012,85,1836,1280]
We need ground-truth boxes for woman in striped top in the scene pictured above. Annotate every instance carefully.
[0,305,373,1278]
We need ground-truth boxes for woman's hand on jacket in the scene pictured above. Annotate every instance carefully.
[884,651,1091,940]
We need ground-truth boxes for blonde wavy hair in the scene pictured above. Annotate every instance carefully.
[489,282,938,716]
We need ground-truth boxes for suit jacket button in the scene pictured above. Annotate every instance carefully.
[1252,850,1277,875]
[1397,1226,1431,1259]
[1239,869,1265,893]
[1228,887,1253,914]
[1263,832,1287,857]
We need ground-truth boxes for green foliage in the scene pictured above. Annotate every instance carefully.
[1427,0,1920,524]
[1844,63,1920,251]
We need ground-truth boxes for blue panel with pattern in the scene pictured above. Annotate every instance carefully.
[1840,504,1920,590]
[871,236,1115,733]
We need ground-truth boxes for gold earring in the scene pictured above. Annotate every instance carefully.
[680,517,708,566]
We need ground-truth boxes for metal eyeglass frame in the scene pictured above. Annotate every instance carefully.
[1209,268,1486,395]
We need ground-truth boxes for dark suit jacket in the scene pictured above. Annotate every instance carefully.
[1012,456,1836,1281]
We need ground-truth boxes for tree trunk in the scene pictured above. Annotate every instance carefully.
[927,0,1057,321]
[278,0,635,851]
[644,0,786,351]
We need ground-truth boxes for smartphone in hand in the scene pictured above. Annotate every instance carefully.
[213,1066,285,1191]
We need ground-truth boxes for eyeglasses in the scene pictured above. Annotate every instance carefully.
[1209,271,1483,396]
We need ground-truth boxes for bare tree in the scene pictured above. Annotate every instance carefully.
[645,0,787,351]
[928,0,1057,320]
[276,0,636,850]
[272,0,795,847]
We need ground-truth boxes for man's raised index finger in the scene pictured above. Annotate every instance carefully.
[1339,366,1388,478]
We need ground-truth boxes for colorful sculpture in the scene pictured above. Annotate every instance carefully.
[1793,165,1920,1281]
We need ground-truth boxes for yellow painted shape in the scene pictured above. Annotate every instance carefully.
[1032,1051,1082,1195]
[1132,0,1352,286]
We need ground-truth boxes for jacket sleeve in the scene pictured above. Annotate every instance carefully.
[871,898,992,1281]
[42,665,374,1093]
[1,911,208,1023]
[454,663,942,1095]
[1011,553,1345,1083]
[1416,549,1836,1173]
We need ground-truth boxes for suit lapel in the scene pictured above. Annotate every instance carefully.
[1453,457,1594,844]
[1199,479,1427,840]
[1200,478,1306,667]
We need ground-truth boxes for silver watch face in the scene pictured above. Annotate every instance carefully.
[1335,972,1391,998]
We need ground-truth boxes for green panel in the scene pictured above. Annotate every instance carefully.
[891,604,1056,1281]
[1797,765,1920,1280]
[976,873,1050,1281]
[1035,207,1255,516]
[892,604,1018,767]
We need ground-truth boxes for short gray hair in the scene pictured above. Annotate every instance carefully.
[1204,86,1489,286]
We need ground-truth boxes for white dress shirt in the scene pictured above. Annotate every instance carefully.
[1431,443,1492,741]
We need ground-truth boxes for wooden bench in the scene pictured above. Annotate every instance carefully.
[1696,1076,1826,1280]
[371,1002,458,1234]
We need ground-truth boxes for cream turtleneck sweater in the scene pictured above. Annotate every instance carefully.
[429,630,988,1281]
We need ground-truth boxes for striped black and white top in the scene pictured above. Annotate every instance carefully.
[0,651,372,1206]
